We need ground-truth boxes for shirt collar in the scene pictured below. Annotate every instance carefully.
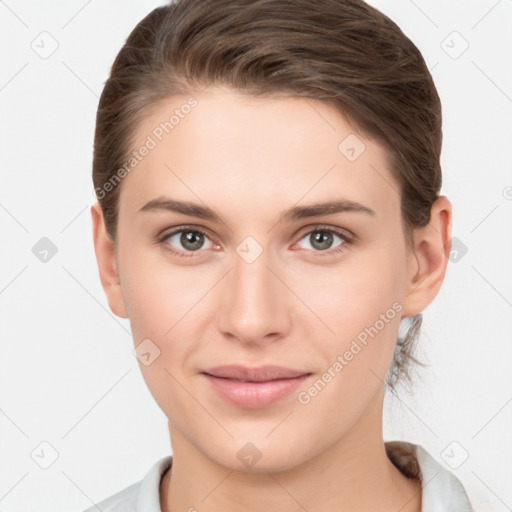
[385,440,474,511]
[136,455,172,512]
[136,441,474,512]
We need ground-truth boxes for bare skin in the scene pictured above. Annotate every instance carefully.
[92,86,451,512]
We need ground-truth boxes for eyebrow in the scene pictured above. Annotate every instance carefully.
[138,197,376,223]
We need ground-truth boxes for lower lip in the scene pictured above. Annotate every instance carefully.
[202,373,312,409]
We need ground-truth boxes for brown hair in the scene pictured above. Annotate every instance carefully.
[93,0,440,393]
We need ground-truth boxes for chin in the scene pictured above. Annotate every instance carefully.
[200,430,312,474]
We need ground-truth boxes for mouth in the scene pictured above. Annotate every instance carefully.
[201,365,313,409]
[202,364,311,381]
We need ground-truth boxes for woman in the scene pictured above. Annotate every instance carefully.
[87,0,474,510]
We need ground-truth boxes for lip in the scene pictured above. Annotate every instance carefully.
[201,365,312,409]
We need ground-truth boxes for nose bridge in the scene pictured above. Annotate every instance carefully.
[218,238,290,342]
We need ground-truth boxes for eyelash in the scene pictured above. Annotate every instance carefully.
[156,224,353,259]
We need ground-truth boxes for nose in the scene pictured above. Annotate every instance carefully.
[216,244,293,346]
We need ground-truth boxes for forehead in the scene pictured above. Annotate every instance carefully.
[119,88,400,222]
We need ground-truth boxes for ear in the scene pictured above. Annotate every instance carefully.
[90,201,128,319]
[401,196,452,317]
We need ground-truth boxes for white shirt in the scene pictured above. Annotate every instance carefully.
[81,441,474,512]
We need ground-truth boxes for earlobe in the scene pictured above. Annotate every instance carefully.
[90,201,128,319]
[401,196,452,317]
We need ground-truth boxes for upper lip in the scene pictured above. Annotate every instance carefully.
[202,365,311,382]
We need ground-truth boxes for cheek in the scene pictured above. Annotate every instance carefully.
[300,250,405,340]
[119,248,204,414]
[119,241,207,339]
[118,245,217,397]
[292,265,404,429]
[293,244,408,404]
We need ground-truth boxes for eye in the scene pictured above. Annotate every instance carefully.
[296,226,350,256]
[157,224,352,259]
[159,227,217,258]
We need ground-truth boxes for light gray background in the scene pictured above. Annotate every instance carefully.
[0,1,511,511]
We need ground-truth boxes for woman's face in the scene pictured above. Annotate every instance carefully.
[99,87,424,471]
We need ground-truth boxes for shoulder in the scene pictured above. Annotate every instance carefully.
[80,456,173,512]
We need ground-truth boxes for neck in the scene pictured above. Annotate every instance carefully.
[160,388,422,512]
